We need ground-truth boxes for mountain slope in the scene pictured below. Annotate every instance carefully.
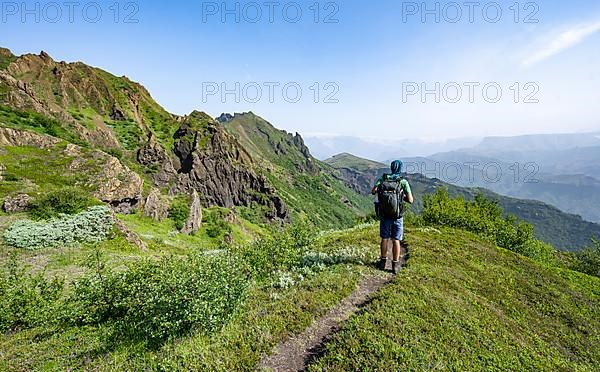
[325,153,600,251]
[0,49,372,228]
[219,112,371,228]
[309,225,600,370]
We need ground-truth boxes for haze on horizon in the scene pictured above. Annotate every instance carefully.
[2,0,599,142]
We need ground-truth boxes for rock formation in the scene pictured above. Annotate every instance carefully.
[3,194,32,213]
[181,189,203,235]
[144,188,170,221]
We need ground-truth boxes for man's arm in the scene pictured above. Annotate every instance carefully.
[403,180,414,204]
[371,176,382,195]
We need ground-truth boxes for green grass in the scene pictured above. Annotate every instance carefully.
[105,119,144,150]
[324,152,386,172]
[1,222,598,370]
[0,144,83,196]
[309,227,600,371]
[0,54,16,70]
[0,105,85,145]
[118,207,263,253]
[67,107,97,130]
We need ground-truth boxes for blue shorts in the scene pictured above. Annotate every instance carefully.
[380,217,404,241]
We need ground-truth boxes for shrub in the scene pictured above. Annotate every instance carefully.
[169,195,190,230]
[29,188,98,220]
[63,252,249,346]
[105,147,123,160]
[575,238,600,277]
[516,239,558,266]
[3,206,113,250]
[272,246,376,289]
[0,255,64,332]
[204,209,233,238]
[233,223,315,280]
[420,189,534,253]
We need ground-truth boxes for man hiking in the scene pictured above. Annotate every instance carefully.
[372,160,413,274]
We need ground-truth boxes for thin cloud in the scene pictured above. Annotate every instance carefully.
[521,21,600,68]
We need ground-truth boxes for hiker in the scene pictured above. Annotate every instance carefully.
[371,160,413,274]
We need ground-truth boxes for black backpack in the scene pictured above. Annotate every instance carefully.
[377,175,405,219]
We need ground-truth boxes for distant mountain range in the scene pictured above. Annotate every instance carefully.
[309,131,600,224]
[399,142,600,223]
[304,135,481,160]
[325,153,600,252]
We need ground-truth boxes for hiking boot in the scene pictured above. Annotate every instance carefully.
[377,257,387,271]
[392,260,401,274]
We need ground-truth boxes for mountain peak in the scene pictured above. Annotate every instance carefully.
[0,47,13,58]
[216,112,257,124]
[39,50,53,61]
[216,113,234,123]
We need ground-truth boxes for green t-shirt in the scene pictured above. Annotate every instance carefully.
[374,175,412,195]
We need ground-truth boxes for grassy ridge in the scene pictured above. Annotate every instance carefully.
[222,113,372,229]
[310,227,600,371]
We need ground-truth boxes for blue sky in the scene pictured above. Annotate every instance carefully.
[2,0,600,140]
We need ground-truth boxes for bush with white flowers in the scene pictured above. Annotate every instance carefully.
[3,206,113,250]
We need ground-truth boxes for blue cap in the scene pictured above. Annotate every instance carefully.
[391,160,403,174]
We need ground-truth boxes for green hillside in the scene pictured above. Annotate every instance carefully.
[1,223,598,370]
[221,113,371,229]
[326,153,600,251]
[309,226,600,371]
[325,152,385,172]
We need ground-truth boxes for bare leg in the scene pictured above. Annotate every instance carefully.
[392,240,401,261]
[380,238,390,258]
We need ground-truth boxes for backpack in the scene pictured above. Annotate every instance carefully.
[377,174,405,219]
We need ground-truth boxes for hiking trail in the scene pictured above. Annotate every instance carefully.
[257,271,395,371]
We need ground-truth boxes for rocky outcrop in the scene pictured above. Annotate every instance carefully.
[171,113,289,221]
[65,145,143,214]
[143,188,170,221]
[0,50,154,149]
[0,127,60,148]
[181,189,203,235]
[216,113,234,123]
[1,50,293,223]
[137,134,177,187]
[333,167,380,196]
[293,132,319,174]
[93,156,143,214]
[3,194,32,213]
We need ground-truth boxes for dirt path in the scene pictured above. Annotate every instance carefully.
[257,272,394,372]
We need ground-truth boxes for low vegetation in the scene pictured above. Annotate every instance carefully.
[0,105,84,145]
[309,226,600,371]
[3,206,113,250]
[168,194,191,231]
[29,188,99,221]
